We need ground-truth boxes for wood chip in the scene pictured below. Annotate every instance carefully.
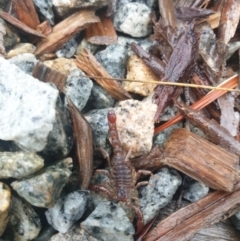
[85,10,117,45]
[36,21,53,36]
[0,22,6,57]
[76,48,132,100]
[35,10,100,56]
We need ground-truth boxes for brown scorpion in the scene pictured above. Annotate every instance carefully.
[90,110,151,233]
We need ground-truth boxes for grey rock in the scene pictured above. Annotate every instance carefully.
[52,0,111,17]
[64,69,93,112]
[33,226,57,241]
[183,181,209,202]
[33,0,55,25]
[0,152,44,179]
[3,195,41,241]
[95,44,128,79]
[140,167,182,224]
[11,158,73,208]
[46,190,89,233]
[81,201,134,241]
[231,211,240,230]
[0,58,68,154]
[76,38,99,55]
[87,83,115,109]
[56,36,78,58]
[8,53,37,75]
[113,3,152,37]
[117,0,158,9]
[50,226,98,241]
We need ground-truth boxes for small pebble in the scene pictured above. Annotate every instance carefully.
[231,211,240,230]
[56,35,79,58]
[6,43,36,59]
[76,38,99,55]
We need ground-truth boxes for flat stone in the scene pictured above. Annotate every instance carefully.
[113,3,152,37]
[11,158,73,208]
[50,226,98,241]
[139,167,182,224]
[33,0,55,25]
[81,201,134,241]
[46,190,89,233]
[0,151,44,179]
[95,44,128,79]
[0,182,11,236]
[44,58,77,75]
[8,53,38,75]
[2,195,41,241]
[64,69,93,112]
[52,0,111,17]
[6,43,36,59]
[123,55,158,96]
[56,35,79,58]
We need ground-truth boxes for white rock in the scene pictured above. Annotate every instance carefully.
[0,57,58,152]
[6,43,36,59]
[113,3,152,37]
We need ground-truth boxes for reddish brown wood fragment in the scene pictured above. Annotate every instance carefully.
[85,11,117,45]
[67,98,93,189]
[12,0,40,30]
[35,10,100,56]
[144,182,240,241]
[75,49,131,100]
[0,11,46,38]
[0,22,6,57]
[32,62,67,92]
[36,21,52,36]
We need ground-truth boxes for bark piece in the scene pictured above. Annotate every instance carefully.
[0,22,6,57]
[12,0,40,30]
[163,128,238,192]
[76,49,131,100]
[67,98,93,189]
[35,10,99,56]
[36,21,52,36]
[32,62,67,92]
[0,11,45,39]
[85,11,117,45]
[143,182,240,241]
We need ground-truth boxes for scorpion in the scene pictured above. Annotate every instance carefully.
[90,110,152,233]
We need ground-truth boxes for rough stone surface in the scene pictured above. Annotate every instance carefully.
[56,35,79,58]
[52,0,112,17]
[231,211,240,230]
[81,201,134,241]
[0,152,44,179]
[44,58,77,75]
[64,69,93,112]
[6,43,36,59]
[183,181,209,202]
[50,226,98,241]
[8,53,38,75]
[117,0,158,9]
[87,83,115,110]
[95,44,128,79]
[46,190,89,233]
[114,99,157,157]
[33,0,55,25]
[33,226,57,241]
[123,55,158,96]
[76,38,99,55]
[11,158,73,208]
[139,167,182,224]
[2,195,41,241]
[0,58,58,152]
[113,3,152,37]
[0,182,11,236]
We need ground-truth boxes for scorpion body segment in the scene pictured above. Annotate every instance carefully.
[107,110,133,202]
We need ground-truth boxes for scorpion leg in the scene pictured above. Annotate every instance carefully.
[89,182,114,200]
[134,170,153,185]
[94,169,111,180]
[128,203,144,235]
[96,146,112,168]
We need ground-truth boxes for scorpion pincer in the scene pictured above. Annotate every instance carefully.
[90,110,152,233]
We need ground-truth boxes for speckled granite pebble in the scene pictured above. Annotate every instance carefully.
[0,152,44,179]
[6,43,36,59]
[56,36,78,58]
[33,0,55,25]
[231,211,240,230]
[0,57,59,152]
[183,181,209,202]
[11,158,73,208]
[8,53,38,75]
[46,191,89,233]
[0,183,11,236]
[64,69,93,112]
[81,201,134,241]
[50,226,98,241]
[76,38,99,55]
[95,44,128,79]
[139,167,182,224]
[113,3,152,37]
[3,195,41,241]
